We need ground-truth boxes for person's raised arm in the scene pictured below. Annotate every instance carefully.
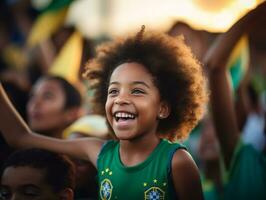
[0,83,104,166]
[204,2,266,168]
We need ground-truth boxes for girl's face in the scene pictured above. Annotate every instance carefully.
[105,62,166,141]
[26,79,70,135]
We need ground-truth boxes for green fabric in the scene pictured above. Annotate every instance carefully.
[97,139,186,200]
[228,35,249,91]
[251,74,266,93]
[41,0,74,12]
[204,186,221,200]
[222,141,266,200]
[201,174,222,200]
[229,57,245,91]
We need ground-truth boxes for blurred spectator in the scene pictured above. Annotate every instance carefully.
[205,2,266,199]
[26,75,110,199]
[26,75,83,138]
[238,81,265,151]
[0,148,75,200]
[198,115,222,200]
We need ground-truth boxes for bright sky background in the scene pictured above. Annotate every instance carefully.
[66,0,263,38]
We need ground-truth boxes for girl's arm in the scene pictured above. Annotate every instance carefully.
[204,2,266,168]
[0,83,104,167]
[172,150,204,200]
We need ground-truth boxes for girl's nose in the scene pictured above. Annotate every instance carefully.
[114,94,130,105]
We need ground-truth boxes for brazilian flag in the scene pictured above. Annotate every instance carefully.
[27,0,74,47]
[48,31,83,86]
[227,35,250,91]
[40,0,74,12]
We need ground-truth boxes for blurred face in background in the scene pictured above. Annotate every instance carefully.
[26,78,70,137]
[0,166,58,200]
[198,117,220,162]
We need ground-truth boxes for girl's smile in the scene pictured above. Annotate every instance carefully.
[113,111,137,130]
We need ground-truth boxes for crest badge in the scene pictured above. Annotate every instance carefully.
[144,186,165,200]
[100,178,113,200]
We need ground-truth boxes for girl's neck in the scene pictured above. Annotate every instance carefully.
[119,134,161,167]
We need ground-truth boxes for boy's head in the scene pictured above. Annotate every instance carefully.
[0,148,75,200]
[84,27,208,141]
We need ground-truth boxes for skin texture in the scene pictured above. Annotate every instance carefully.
[1,166,59,200]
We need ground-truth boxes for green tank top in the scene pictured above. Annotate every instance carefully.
[97,139,186,200]
[222,141,266,200]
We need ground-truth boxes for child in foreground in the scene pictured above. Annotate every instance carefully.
[0,26,207,200]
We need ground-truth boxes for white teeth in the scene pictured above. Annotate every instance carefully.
[115,112,135,119]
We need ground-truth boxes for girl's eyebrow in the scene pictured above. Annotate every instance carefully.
[132,81,150,88]
[109,81,150,88]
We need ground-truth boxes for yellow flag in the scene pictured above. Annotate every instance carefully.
[227,34,250,90]
[27,7,68,47]
[49,31,83,85]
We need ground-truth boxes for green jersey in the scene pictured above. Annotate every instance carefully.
[97,139,185,200]
[222,141,266,200]
[201,174,221,200]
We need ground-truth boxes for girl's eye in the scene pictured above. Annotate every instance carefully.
[108,88,118,96]
[132,89,145,94]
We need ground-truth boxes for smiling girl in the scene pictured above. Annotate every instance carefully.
[0,26,207,200]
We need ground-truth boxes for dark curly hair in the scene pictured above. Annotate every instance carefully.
[1,148,75,193]
[84,27,208,141]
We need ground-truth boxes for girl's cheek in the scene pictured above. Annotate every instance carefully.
[105,104,112,122]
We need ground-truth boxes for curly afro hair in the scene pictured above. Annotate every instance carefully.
[84,26,208,141]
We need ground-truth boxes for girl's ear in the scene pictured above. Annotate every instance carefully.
[158,101,170,119]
